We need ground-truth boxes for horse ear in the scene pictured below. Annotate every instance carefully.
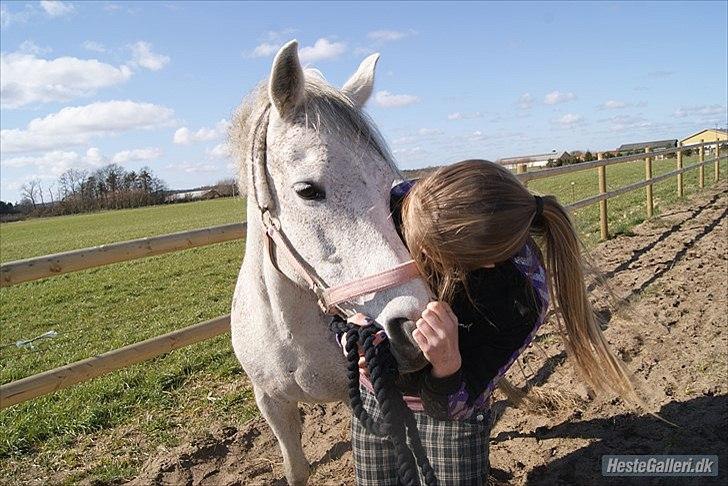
[269,40,305,119]
[342,53,380,107]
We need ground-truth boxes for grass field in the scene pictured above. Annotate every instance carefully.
[0,154,725,483]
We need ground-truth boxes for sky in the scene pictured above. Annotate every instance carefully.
[1,0,726,203]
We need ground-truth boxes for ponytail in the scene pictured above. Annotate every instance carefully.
[535,196,640,405]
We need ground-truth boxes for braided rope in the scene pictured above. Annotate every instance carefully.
[330,317,438,486]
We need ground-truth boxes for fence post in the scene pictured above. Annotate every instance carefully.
[699,139,705,188]
[677,142,684,198]
[715,138,721,182]
[597,153,608,240]
[644,147,653,218]
[516,163,528,186]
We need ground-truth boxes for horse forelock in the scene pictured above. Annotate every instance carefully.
[230,75,398,195]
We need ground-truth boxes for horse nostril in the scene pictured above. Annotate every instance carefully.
[385,317,418,347]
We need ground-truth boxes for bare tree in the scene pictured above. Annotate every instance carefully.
[20,179,41,209]
[59,169,87,198]
[214,177,237,197]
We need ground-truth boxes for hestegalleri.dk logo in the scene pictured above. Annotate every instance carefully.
[602,455,718,477]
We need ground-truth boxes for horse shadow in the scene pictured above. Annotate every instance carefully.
[491,394,727,485]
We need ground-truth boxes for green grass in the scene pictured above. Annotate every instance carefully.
[529,154,726,246]
[0,197,245,262]
[0,156,725,483]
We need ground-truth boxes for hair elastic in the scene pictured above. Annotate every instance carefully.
[534,195,544,218]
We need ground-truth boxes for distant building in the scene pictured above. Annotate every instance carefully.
[164,188,221,202]
[498,151,569,168]
[617,139,677,153]
[680,128,727,147]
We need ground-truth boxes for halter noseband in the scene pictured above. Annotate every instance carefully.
[249,106,421,318]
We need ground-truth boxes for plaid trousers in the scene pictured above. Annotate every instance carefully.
[351,386,491,486]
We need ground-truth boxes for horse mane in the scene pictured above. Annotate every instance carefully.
[229,71,397,195]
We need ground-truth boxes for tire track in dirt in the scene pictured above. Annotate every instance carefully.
[130,182,727,486]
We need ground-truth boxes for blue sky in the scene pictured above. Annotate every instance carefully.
[1,0,726,202]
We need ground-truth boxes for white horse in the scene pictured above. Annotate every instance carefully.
[230,41,431,485]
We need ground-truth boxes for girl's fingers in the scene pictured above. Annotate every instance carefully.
[416,318,439,342]
[347,313,373,327]
[412,328,428,349]
[421,309,447,339]
[426,301,458,330]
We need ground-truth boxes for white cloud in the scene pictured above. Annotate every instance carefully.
[112,147,163,164]
[299,38,347,63]
[2,146,165,175]
[1,100,175,154]
[544,90,576,105]
[263,28,297,41]
[83,40,107,53]
[447,111,483,120]
[392,146,425,156]
[604,114,651,132]
[173,119,229,145]
[1,52,133,108]
[353,46,375,56]
[418,128,443,136]
[674,105,726,118]
[167,161,219,173]
[366,29,416,43]
[598,100,646,110]
[518,93,534,110]
[129,41,169,71]
[244,29,298,58]
[392,135,417,145]
[18,40,51,55]
[555,113,583,127]
[245,42,280,58]
[40,1,74,18]
[1,148,104,176]
[244,37,346,62]
[85,147,105,165]
[374,90,420,108]
[207,142,231,159]
[1,5,22,27]
[601,100,627,109]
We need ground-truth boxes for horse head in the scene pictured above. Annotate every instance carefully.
[232,41,430,373]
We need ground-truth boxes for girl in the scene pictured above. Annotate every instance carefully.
[345,159,638,485]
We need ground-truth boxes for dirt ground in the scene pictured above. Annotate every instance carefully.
[130,182,727,486]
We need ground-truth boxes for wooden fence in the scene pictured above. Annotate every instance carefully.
[1,139,725,409]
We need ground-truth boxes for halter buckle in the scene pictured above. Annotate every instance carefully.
[261,209,280,231]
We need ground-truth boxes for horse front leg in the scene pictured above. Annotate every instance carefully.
[254,387,310,485]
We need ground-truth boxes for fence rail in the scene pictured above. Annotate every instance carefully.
[0,223,246,287]
[1,138,725,409]
[1,316,230,408]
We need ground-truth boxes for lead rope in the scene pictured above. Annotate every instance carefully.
[330,317,438,486]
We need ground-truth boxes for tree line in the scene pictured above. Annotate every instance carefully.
[2,164,167,219]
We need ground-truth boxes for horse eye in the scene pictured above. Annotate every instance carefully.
[293,182,326,201]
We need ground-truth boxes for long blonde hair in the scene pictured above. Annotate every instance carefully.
[401,159,639,404]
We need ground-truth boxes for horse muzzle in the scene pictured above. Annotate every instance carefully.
[383,317,429,374]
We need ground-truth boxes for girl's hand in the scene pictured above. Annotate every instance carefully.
[413,301,462,378]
